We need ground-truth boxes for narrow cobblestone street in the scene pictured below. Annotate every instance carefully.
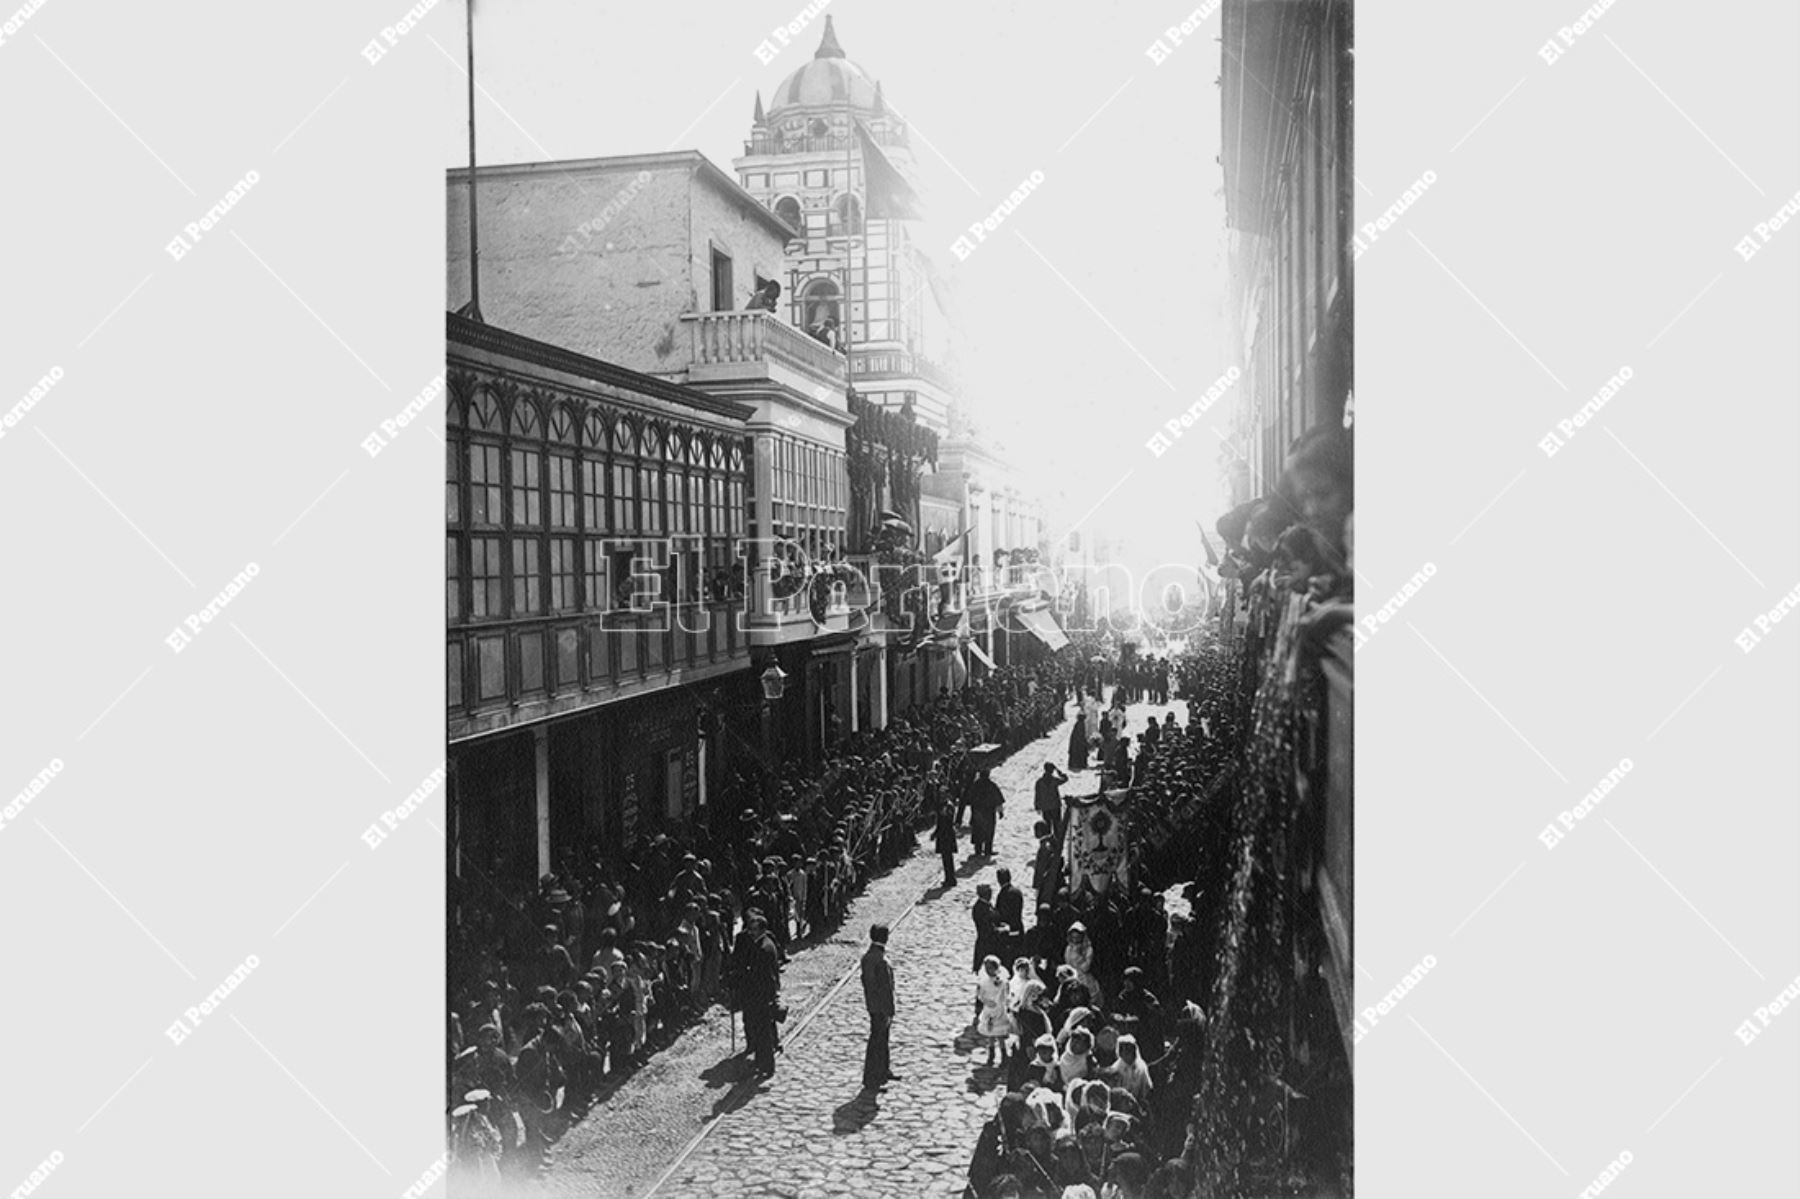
[543,694,1187,1199]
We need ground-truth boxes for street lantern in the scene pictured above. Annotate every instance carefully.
[760,662,790,702]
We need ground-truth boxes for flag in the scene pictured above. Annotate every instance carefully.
[1196,522,1220,568]
[854,119,923,221]
[932,526,972,563]
[915,248,962,328]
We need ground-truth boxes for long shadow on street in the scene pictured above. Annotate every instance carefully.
[832,1089,880,1135]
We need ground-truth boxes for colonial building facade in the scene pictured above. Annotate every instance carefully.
[445,27,1064,889]
[446,315,758,892]
[1220,0,1353,506]
[1220,0,1354,1060]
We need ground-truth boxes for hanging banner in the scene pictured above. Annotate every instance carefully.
[1065,789,1131,895]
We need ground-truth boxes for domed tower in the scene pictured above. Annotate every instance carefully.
[735,16,954,439]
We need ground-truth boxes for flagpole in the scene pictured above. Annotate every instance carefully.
[462,0,483,322]
[842,101,855,384]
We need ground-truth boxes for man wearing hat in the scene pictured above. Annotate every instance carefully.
[667,854,704,909]
[994,867,1025,966]
[964,768,1004,857]
[454,1023,514,1098]
[971,883,1001,973]
[747,863,785,958]
[859,923,899,1089]
[1035,762,1069,846]
[728,909,783,1078]
[932,799,959,889]
[539,924,576,996]
[511,1003,563,1156]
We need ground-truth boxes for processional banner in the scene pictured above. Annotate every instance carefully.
[1066,788,1131,894]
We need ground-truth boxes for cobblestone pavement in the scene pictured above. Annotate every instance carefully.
[543,694,1187,1199]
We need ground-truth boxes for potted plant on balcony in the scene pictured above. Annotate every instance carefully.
[807,562,859,627]
[769,543,807,601]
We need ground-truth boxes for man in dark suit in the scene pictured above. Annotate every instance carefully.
[965,769,1005,857]
[994,867,1025,967]
[971,883,1000,973]
[933,800,959,888]
[1035,763,1069,845]
[860,924,898,1089]
[728,910,783,1077]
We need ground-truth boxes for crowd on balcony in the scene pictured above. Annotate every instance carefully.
[1213,424,1353,614]
[446,649,1080,1181]
[960,630,1347,1199]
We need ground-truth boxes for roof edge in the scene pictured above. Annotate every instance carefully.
[447,313,756,423]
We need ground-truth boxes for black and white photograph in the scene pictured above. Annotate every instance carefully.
[4,1,1796,1197]
[442,3,1352,1196]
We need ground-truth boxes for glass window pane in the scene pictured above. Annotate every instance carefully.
[550,538,576,612]
[512,538,541,614]
[470,444,502,525]
[584,540,601,609]
[613,462,636,532]
[471,537,502,619]
[446,442,460,525]
[583,459,605,531]
[446,536,461,622]
[550,455,576,527]
[511,449,542,526]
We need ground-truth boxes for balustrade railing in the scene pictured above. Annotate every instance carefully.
[683,311,847,393]
[742,127,909,157]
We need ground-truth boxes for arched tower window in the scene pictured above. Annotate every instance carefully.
[831,194,863,236]
[801,278,841,332]
[773,195,802,232]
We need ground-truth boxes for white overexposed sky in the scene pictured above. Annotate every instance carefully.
[442,0,1231,582]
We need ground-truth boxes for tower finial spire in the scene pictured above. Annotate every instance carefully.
[814,14,845,59]
[753,90,765,125]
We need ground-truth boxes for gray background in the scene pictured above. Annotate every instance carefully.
[1,1,1795,1196]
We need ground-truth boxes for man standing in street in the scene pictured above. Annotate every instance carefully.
[994,867,1025,966]
[1034,762,1068,846]
[860,923,899,1090]
[965,768,1005,857]
[933,799,960,888]
[729,909,783,1078]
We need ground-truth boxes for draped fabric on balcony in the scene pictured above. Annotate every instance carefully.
[845,392,937,552]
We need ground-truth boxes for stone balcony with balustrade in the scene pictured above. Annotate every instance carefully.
[680,310,848,408]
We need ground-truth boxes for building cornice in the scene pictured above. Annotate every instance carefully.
[447,149,797,243]
[448,313,755,423]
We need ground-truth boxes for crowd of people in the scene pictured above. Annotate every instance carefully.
[959,627,1349,1199]
[446,650,1079,1181]
[959,677,1213,1199]
[1074,652,1172,710]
